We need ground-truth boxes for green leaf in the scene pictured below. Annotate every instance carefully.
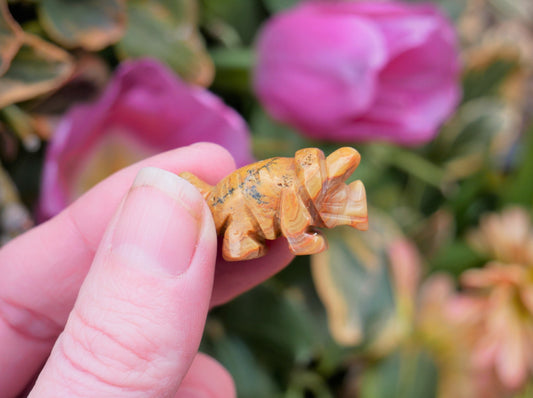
[0,0,23,75]
[462,59,518,103]
[368,144,445,189]
[406,0,465,20]
[38,0,126,50]
[429,97,520,181]
[201,0,264,46]
[262,0,301,13]
[0,34,73,107]
[310,213,400,347]
[210,47,253,93]
[490,0,533,23]
[117,0,213,86]
[272,256,355,374]
[215,284,317,368]
[446,104,500,157]
[358,348,438,398]
[202,332,280,398]
[502,125,533,207]
[429,240,486,277]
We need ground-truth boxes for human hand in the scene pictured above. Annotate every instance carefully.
[0,143,294,397]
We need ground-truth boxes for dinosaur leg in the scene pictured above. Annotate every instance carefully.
[222,214,266,261]
[280,188,327,255]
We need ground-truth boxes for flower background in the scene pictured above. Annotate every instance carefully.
[1,0,533,397]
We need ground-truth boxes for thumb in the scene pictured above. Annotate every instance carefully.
[29,167,218,397]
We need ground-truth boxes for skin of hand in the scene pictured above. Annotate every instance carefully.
[0,143,294,398]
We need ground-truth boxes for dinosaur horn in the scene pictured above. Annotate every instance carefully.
[326,147,361,182]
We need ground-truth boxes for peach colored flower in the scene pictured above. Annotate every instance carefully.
[460,207,533,391]
[461,263,533,390]
[468,207,533,266]
[417,275,505,398]
[377,240,502,397]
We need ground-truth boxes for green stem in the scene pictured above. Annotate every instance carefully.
[370,145,446,189]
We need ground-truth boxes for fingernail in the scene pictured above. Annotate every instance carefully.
[110,167,204,276]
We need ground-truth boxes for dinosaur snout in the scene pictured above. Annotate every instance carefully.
[320,180,368,230]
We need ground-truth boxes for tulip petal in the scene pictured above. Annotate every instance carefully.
[254,8,387,134]
[253,1,460,145]
[334,28,460,145]
[40,59,252,220]
[346,2,456,58]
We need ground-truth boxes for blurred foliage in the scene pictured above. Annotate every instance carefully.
[358,348,438,398]
[310,218,398,348]
[38,0,126,50]
[1,0,533,396]
[117,0,214,86]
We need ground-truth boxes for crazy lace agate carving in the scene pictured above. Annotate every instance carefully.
[180,147,368,261]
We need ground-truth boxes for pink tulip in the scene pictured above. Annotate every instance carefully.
[254,1,461,145]
[39,59,253,220]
